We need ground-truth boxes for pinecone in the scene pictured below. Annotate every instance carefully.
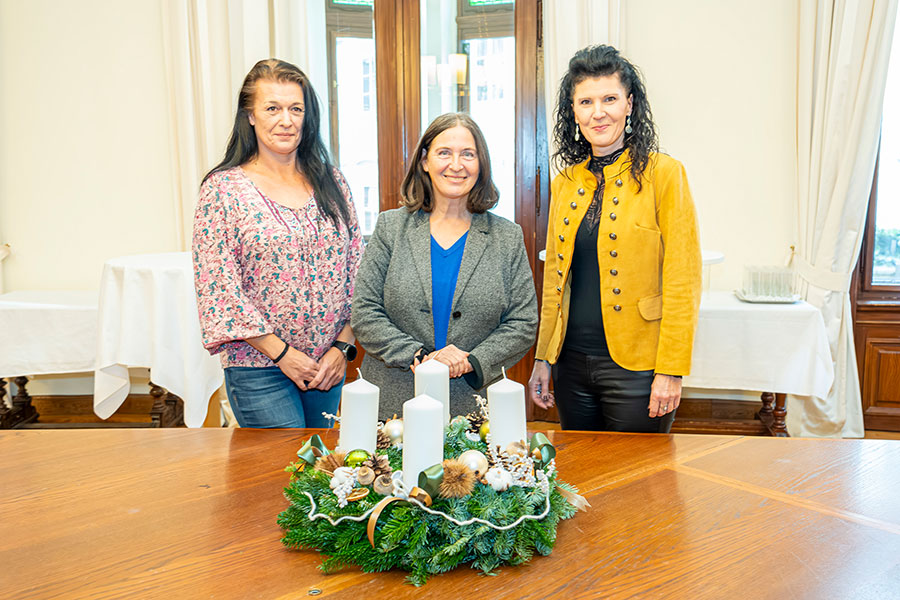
[376,428,392,450]
[362,454,392,478]
[466,410,485,433]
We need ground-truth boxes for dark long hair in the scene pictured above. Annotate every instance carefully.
[400,113,499,214]
[204,59,350,227]
[552,45,658,191]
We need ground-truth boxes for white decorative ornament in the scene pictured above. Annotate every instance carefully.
[458,449,490,478]
[382,418,404,445]
[485,466,513,492]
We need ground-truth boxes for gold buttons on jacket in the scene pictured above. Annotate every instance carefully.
[563,217,569,225]
[615,179,623,187]
[610,250,618,257]
[577,188,585,195]
[559,234,565,242]
[556,286,562,292]
[557,253,564,260]
[570,202,577,209]
[609,233,617,240]
[557,270,563,276]
[610,269,618,276]
[612,197,619,205]
[609,213,617,221]
[613,288,621,294]
[614,304,622,311]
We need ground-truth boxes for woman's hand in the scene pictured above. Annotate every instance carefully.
[528,360,554,409]
[427,345,472,378]
[307,347,346,391]
[649,374,682,417]
[277,347,320,391]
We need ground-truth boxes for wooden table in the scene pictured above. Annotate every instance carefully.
[2,429,899,599]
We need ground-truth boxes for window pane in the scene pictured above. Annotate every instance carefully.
[420,0,515,222]
[335,37,379,235]
[873,8,900,286]
[326,1,379,235]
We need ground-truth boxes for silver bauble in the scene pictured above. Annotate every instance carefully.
[457,449,489,478]
[382,419,404,445]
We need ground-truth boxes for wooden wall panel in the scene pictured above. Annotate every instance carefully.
[854,310,900,431]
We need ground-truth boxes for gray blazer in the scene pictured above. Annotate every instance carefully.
[351,208,538,419]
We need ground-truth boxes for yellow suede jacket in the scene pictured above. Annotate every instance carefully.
[535,150,701,375]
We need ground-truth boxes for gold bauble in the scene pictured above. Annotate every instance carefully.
[457,449,489,478]
[479,420,490,442]
[382,419,404,445]
[345,449,370,467]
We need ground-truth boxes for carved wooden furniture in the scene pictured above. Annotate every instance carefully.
[3,428,900,598]
[93,253,223,427]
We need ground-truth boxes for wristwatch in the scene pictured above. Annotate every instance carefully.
[332,340,358,361]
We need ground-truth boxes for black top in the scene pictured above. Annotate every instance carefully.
[562,148,625,356]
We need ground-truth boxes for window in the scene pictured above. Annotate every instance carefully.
[420,0,516,221]
[326,0,380,235]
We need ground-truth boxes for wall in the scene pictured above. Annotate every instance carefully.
[623,0,798,292]
[0,0,179,293]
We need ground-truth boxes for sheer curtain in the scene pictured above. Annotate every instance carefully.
[787,0,898,437]
[542,0,622,166]
[160,0,326,249]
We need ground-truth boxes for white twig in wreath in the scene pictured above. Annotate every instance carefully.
[300,489,551,531]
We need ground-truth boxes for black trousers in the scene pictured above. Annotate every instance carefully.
[552,348,675,433]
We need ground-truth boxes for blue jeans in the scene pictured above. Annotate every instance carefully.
[223,366,343,428]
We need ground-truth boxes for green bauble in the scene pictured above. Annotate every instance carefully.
[479,421,490,442]
[345,449,371,467]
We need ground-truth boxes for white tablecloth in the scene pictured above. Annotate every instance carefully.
[685,291,834,399]
[93,253,223,427]
[0,291,98,378]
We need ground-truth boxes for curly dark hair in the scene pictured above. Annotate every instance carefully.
[552,45,658,191]
[400,113,499,214]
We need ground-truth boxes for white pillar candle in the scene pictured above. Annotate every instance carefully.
[402,394,444,491]
[487,371,527,450]
[337,375,379,453]
[415,359,450,426]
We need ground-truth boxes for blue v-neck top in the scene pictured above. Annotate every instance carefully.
[431,232,468,350]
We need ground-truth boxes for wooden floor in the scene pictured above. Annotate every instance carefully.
[2,428,900,599]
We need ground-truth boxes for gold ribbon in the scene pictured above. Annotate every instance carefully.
[529,433,556,469]
[296,434,330,465]
[366,487,433,548]
[557,486,591,511]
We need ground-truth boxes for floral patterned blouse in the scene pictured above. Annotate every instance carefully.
[193,166,363,368]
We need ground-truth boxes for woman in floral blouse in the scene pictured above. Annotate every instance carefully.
[193,59,362,428]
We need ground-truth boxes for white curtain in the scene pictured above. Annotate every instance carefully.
[160,0,326,249]
[787,0,898,437]
[542,0,622,168]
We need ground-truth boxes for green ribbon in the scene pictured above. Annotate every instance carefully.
[417,463,445,499]
[296,434,330,465]
[529,433,556,469]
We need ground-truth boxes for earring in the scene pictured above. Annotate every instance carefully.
[625,115,633,135]
[574,125,581,142]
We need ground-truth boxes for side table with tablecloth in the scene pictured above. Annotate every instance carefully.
[684,291,834,435]
[0,291,99,427]
[93,253,223,427]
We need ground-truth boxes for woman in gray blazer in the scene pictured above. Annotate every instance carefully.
[351,113,538,419]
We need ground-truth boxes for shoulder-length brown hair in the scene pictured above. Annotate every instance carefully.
[400,113,499,213]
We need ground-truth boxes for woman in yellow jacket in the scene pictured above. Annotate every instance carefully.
[528,45,701,433]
